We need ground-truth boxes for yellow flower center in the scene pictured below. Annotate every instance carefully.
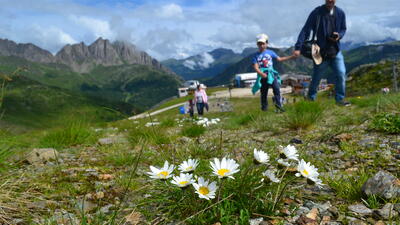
[158,171,168,178]
[179,181,189,185]
[186,166,193,171]
[217,169,230,176]
[199,186,209,195]
[302,169,309,176]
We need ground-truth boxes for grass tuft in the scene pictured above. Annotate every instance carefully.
[39,120,96,149]
[284,101,324,130]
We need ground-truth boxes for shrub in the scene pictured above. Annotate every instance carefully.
[370,113,400,134]
[326,170,371,201]
[284,101,324,130]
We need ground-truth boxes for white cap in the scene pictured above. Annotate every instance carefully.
[256,33,269,43]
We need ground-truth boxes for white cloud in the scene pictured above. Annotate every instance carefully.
[70,15,114,40]
[183,60,196,70]
[25,25,77,53]
[159,4,184,19]
[198,52,214,68]
[0,0,399,60]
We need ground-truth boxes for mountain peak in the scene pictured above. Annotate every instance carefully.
[0,38,54,63]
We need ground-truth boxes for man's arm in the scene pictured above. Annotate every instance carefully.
[338,10,347,40]
[294,8,318,56]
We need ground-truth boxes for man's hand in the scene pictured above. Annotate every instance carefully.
[293,50,301,57]
[328,32,340,42]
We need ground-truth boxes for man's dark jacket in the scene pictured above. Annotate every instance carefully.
[295,5,347,52]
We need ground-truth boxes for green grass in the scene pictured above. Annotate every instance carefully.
[284,100,325,130]
[370,112,400,134]
[39,120,98,149]
[327,169,371,201]
[181,124,206,137]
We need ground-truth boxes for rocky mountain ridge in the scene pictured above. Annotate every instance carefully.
[0,38,171,73]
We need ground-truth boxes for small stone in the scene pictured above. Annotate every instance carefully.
[25,148,59,165]
[249,217,264,225]
[100,204,114,214]
[320,216,331,225]
[362,171,400,199]
[290,138,303,144]
[75,199,97,213]
[373,203,399,220]
[374,221,385,225]
[348,204,373,216]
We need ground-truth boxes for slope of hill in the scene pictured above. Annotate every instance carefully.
[347,60,400,96]
[0,56,182,113]
[1,74,126,129]
[344,41,400,72]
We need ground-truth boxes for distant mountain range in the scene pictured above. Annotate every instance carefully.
[0,38,172,73]
[161,48,256,80]
[0,38,182,128]
[162,39,400,86]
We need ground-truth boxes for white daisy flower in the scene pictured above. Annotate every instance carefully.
[253,148,270,164]
[171,173,195,188]
[178,159,199,173]
[279,145,299,161]
[210,157,240,179]
[192,177,218,200]
[262,169,281,183]
[277,158,291,167]
[296,159,323,186]
[147,161,175,180]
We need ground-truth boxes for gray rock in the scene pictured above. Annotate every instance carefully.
[98,135,127,145]
[100,204,114,215]
[394,203,400,213]
[373,203,399,220]
[249,217,264,225]
[25,148,59,165]
[358,138,375,148]
[51,209,79,224]
[179,136,192,143]
[348,204,373,216]
[75,199,97,213]
[304,201,333,217]
[362,171,400,199]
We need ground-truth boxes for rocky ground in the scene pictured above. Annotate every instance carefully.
[0,94,399,225]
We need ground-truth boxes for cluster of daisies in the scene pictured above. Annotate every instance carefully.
[195,117,221,127]
[256,145,323,187]
[147,145,322,200]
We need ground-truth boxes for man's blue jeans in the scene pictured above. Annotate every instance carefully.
[308,51,346,102]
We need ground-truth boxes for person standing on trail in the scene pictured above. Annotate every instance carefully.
[252,33,296,112]
[193,84,208,116]
[293,0,350,106]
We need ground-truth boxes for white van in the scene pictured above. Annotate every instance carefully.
[183,80,200,90]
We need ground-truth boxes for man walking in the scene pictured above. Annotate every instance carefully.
[293,0,350,106]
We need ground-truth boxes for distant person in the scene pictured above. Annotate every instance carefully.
[293,0,350,106]
[252,33,296,112]
[193,84,208,116]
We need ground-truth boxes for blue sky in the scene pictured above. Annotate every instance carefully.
[0,0,399,60]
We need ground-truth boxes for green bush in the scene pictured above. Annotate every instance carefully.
[181,124,206,137]
[285,101,324,130]
[370,113,400,134]
[327,170,371,201]
[39,121,96,149]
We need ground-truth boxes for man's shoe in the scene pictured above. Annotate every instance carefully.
[261,107,268,111]
[275,104,286,112]
[336,101,351,107]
